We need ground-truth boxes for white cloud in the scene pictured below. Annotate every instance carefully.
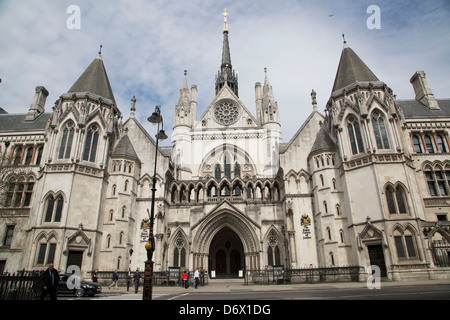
[0,0,449,145]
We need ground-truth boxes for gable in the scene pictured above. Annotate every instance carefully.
[195,83,258,130]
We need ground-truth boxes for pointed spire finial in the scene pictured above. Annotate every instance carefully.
[182,70,188,89]
[130,96,136,117]
[223,8,228,32]
[264,67,269,85]
[96,44,103,60]
[342,34,348,48]
[311,89,318,111]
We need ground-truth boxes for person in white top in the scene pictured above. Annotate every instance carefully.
[194,268,200,289]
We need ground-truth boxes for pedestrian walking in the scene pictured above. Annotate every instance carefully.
[40,263,59,300]
[133,270,141,293]
[92,269,98,283]
[108,270,119,289]
[194,268,200,289]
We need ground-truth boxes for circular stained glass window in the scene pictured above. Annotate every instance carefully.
[214,102,239,125]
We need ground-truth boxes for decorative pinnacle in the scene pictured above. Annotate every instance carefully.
[96,44,103,60]
[223,8,228,32]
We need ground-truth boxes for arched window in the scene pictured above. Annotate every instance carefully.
[327,227,332,240]
[215,164,221,180]
[267,231,281,266]
[347,116,364,155]
[122,206,126,218]
[24,147,33,165]
[224,153,231,179]
[106,235,111,248]
[412,135,422,153]
[112,184,116,196]
[424,135,435,153]
[36,240,57,266]
[394,229,417,259]
[44,194,64,222]
[340,230,345,243]
[385,186,408,214]
[35,146,43,165]
[58,121,75,159]
[234,164,241,178]
[372,111,390,149]
[436,134,447,153]
[174,234,186,268]
[83,124,99,162]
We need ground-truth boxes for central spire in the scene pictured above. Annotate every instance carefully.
[215,8,238,96]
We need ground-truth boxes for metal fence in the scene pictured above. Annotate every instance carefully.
[244,266,363,285]
[0,270,41,300]
[94,270,208,287]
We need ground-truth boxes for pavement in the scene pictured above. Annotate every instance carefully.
[92,277,450,300]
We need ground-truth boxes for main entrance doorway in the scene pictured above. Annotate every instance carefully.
[368,245,387,277]
[208,227,244,278]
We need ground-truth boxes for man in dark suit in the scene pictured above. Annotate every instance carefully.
[40,263,59,300]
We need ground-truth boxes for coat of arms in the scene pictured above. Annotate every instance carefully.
[141,217,151,230]
[301,214,311,227]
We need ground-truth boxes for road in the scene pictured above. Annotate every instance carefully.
[155,284,450,300]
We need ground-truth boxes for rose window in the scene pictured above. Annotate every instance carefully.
[214,102,239,125]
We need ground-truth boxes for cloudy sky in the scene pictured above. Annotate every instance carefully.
[1,0,449,146]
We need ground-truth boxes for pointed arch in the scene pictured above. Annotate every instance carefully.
[58,120,75,159]
[264,227,283,266]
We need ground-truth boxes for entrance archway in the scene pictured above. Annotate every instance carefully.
[208,227,244,278]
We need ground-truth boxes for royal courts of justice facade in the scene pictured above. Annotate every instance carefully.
[1,12,449,282]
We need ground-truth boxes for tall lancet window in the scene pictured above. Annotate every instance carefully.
[347,116,364,155]
[234,164,241,178]
[224,153,231,179]
[83,124,99,162]
[372,111,390,149]
[215,164,221,181]
[58,121,75,159]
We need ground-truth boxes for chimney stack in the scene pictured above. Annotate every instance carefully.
[25,86,49,121]
[410,71,439,110]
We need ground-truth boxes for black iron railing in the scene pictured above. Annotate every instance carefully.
[0,270,41,300]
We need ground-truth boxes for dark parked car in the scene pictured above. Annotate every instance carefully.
[58,274,102,297]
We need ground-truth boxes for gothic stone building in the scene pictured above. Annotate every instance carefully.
[1,17,449,282]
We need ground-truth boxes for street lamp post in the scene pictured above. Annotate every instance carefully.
[143,105,167,301]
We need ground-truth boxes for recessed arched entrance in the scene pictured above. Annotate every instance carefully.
[208,227,244,278]
[193,206,261,273]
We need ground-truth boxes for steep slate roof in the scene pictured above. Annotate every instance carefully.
[398,99,450,119]
[310,127,337,155]
[332,46,380,92]
[68,54,116,103]
[0,113,50,132]
[111,134,140,162]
